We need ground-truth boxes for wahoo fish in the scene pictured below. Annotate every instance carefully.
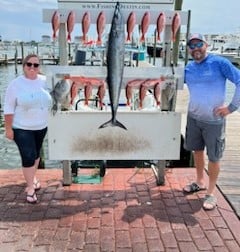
[67,11,75,42]
[99,2,126,130]
[50,79,72,115]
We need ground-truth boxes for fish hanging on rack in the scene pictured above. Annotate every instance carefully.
[125,79,146,106]
[171,12,181,42]
[99,1,126,130]
[139,77,165,108]
[51,10,60,40]
[96,11,106,45]
[126,11,136,42]
[156,12,166,41]
[65,76,106,109]
[82,11,91,43]
[66,11,75,42]
[140,11,150,42]
[50,78,72,115]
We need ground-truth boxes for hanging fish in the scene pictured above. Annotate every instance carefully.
[171,12,181,42]
[125,79,146,106]
[156,12,166,41]
[99,2,126,130]
[51,10,60,40]
[126,11,136,42]
[82,11,91,43]
[66,11,75,42]
[140,11,150,42]
[96,11,106,45]
[50,79,72,115]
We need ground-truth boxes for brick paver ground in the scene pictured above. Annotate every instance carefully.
[0,167,239,251]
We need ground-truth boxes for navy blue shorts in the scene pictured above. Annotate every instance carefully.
[13,128,47,168]
[184,116,225,162]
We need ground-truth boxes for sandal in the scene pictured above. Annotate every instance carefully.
[27,192,37,204]
[33,180,41,191]
[203,194,217,210]
[183,182,206,193]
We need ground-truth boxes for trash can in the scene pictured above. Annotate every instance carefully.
[75,50,86,65]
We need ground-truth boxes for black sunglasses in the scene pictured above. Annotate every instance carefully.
[25,62,40,68]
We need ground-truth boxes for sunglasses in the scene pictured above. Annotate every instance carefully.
[25,62,40,68]
[188,41,204,50]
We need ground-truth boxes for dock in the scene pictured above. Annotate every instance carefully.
[0,84,240,251]
[0,56,22,65]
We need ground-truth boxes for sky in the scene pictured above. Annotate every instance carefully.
[0,0,239,42]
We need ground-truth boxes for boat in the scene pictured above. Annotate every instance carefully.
[207,35,240,66]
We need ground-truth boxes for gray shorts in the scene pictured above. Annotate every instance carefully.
[184,116,226,162]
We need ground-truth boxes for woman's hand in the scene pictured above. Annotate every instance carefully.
[5,128,14,140]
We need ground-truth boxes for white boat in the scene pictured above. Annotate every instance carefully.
[208,36,240,66]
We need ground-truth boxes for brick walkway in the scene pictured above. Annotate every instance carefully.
[0,168,239,251]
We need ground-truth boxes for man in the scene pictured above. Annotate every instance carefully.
[183,33,240,210]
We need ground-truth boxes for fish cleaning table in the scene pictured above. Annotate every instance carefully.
[43,0,188,185]
[45,65,184,185]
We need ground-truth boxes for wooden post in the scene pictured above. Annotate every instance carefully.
[58,23,68,65]
[58,21,72,185]
[20,42,24,63]
[14,46,18,74]
[184,10,191,66]
[172,0,183,66]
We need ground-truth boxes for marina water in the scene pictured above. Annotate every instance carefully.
[0,63,237,169]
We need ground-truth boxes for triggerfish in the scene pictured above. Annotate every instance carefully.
[99,2,127,130]
[50,79,72,115]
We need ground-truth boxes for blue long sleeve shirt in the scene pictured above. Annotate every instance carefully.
[185,54,240,124]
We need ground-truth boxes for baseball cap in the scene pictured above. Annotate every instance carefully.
[187,33,207,45]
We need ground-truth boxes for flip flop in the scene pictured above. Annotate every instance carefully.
[183,182,206,193]
[33,180,41,191]
[27,192,37,204]
[203,195,217,210]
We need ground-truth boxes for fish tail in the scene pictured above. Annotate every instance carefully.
[67,33,71,41]
[99,119,127,130]
[96,37,102,45]
[140,34,145,42]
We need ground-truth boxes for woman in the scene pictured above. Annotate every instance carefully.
[4,54,52,203]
